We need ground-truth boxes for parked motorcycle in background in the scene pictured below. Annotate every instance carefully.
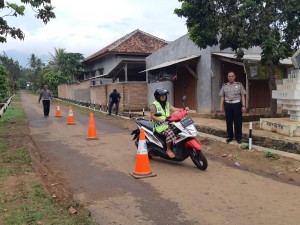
[131,96,208,171]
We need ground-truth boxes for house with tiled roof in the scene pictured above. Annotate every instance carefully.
[82,29,168,84]
[56,29,169,112]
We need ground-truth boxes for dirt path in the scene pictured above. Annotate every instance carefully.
[22,92,300,225]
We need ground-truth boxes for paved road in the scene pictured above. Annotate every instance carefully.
[22,92,300,225]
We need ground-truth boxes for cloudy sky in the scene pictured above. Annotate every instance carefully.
[2,0,187,62]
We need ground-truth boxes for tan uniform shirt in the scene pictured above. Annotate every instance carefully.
[219,82,246,101]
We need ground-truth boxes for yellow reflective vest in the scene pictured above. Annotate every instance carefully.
[152,101,170,133]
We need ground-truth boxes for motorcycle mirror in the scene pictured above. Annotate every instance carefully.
[182,95,187,108]
[154,113,162,117]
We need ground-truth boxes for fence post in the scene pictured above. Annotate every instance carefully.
[249,122,252,150]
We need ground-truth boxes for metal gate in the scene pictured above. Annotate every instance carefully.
[248,80,270,109]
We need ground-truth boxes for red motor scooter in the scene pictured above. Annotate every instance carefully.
[131,97,207,170]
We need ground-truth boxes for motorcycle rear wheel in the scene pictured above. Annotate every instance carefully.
[189,149,208,170]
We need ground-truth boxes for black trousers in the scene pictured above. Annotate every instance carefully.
[224,102,243,140]
[108,101,119,115]
[42,100,50,117]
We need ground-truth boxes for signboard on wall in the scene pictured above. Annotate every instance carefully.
[244,63,289,80]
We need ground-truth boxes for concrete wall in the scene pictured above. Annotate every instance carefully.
[211,53,222,112]
[147,35,202,68]
[84,54,146,78]
[197,48,213,113]
[146,34,213,113]
[148,81,174,107]
[85,54,119,76]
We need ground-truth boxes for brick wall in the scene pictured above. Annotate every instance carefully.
[72,81,90,102]
[58,81,90,101]
[58,81,147,111]
[90,85,107,105]
[122,82,148,111]
[58,84,67,98]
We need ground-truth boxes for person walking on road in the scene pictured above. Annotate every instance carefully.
[219,72,246,144]
[38,85,53,118]
[108,89,121,115]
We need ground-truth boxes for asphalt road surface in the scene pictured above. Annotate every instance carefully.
[22,92,300,225]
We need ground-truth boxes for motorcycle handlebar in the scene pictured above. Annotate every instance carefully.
[154,109,188,122]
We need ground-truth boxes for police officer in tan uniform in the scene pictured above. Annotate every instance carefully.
[219,72,246,143]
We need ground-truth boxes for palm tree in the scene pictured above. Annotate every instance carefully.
[48,48,66,72]
[27,54,45,91]
[48,48,84,83]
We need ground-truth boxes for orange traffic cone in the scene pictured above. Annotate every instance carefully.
[86,112,98,140]
[67,106,75,125]
[130,129,156,179]
[55,103,62,117]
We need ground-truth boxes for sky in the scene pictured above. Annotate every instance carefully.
[1,0,187,65]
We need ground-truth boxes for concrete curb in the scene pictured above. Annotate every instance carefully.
[196,123,300,156]
[54,98,131,120]
[198,131,300,161]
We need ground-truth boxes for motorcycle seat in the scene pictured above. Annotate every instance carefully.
[136,118,153,131]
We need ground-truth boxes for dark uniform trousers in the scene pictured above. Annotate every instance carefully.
[42,100,50,117]
[108,101,119,115]
[224,102,242,140]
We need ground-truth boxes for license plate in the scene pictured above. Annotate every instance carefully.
[180,118,194,128]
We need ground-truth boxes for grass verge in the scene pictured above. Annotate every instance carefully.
[0,93,97,225]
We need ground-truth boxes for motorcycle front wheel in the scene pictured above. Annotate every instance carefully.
[189,149,208,170]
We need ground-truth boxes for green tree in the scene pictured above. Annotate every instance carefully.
[27,53,45,92]
[48,48,66,72]
[175,0,300,115]
[0,0,55,43]
[0,52,21,80]
[0,66,9,101]
[0,52,22,94]
[17,77,27,89]
[43,70,68,97]
[43,48,83,95]
[20,67,34,90]
[48,48,84,82]
[61,52,84,82]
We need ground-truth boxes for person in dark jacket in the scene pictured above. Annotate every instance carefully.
[108,89,121,115]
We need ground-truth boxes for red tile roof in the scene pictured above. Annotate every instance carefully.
[84,29,168,62]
